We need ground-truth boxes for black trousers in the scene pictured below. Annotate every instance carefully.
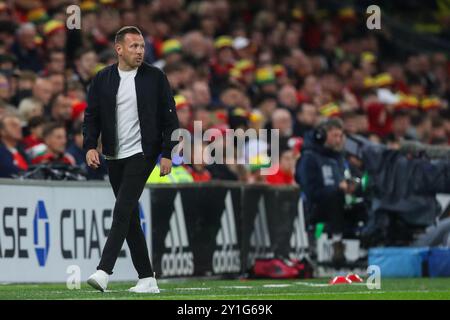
[313,191,346,235]
[98,151,158,278]
[313,191,367,237]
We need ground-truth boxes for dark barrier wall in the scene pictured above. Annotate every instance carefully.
[0,178,447,282]
[151,184,242,277]
[150,183,307,278]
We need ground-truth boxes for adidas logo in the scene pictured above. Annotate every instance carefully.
[289,198,309,260]
[212,191,240,273]
[248,196,273,266]
[161,192,194,276]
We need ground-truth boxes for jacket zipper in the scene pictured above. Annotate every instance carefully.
[114,97,118,158]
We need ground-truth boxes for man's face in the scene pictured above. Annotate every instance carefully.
[49,74,65,95]
[350,70,365,91]
[176,107,191,128]
[280,150,295,173]
[31,124,44,138]
[218,47,234,64]
[278,85,298,109]
[344,116,358,134]
[258,99,277,117]
[48,30,66,50]
[220,88,243,107]
[393,115,410,136]
[297,104,317,126]
[272,112,293,137]
[192,82,211,107]
[116,33,145,69]
[48,52,65,74]
[33,79,53,105]
[52,96,72,121]
[18,79,34,91]
[325,127,345,152]
[79,51,97,76]
[45,128,67,154]
[1,116,22,142]
[19,28,36,50]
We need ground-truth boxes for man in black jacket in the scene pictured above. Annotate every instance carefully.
[83,26,179,293]
[296,118,354,265]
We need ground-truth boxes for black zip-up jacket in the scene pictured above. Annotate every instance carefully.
[82,62,179,160]
[295,130,347,208]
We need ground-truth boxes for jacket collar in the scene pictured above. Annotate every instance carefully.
[113,62,146,77]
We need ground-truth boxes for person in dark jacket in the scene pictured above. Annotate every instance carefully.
[359,139,450,246]
[296,118,355,265]
[0,113,30,178]
[83,26,179,293]
[66,121,107,180]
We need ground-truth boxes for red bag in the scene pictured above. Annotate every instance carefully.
[252,258,299,279]
[289,258,314,279]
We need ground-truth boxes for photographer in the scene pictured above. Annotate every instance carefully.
[356,137,450,247]
[296,118,359,265]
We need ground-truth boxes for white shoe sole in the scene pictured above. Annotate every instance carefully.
[87,277,106,292]
[128,287,160,294]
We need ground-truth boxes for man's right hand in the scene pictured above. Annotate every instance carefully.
[339,180,355,194]
[86,149,100,169]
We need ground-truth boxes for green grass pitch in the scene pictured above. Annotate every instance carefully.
[1,278,450,300]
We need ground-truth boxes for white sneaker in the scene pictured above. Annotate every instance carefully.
[128,275,160,293]
[87,270,109,292]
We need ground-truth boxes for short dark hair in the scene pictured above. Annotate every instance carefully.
[115,26,142,43]
[256,93,277,106]
[163,62,185,74]
[28,115,47,129]
[43,122,65,139]
[74,47,95,61]
[392,109,410,119]
[318,117,344,132]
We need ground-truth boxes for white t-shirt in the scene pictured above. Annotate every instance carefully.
[105,67,143,160]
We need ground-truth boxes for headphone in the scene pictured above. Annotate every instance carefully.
[313,123,327,145]
[312,118,344,145]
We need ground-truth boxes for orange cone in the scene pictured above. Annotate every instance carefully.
[329,276,352,285]
[346,273,363,283]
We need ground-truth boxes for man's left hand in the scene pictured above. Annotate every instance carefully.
[160,157,172,176]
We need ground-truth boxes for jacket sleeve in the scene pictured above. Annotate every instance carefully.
[82,74,101,152]
[158,70,180,160]
[298,152,340,203]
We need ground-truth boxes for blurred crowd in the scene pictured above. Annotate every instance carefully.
[0,0,449,184]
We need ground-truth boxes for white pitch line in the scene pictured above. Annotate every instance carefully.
[174,287,211,291]
[263,284,293,288]
[294,281,368,287]
[189,291,387,298]
[294,282,330,287]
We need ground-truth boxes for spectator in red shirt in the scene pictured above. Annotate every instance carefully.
[297,75,318,104]
[266,148,296,185]
[184,142,212,182]
[186,164,212,182]
[31,122,75,165]
[22,115,45,149]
